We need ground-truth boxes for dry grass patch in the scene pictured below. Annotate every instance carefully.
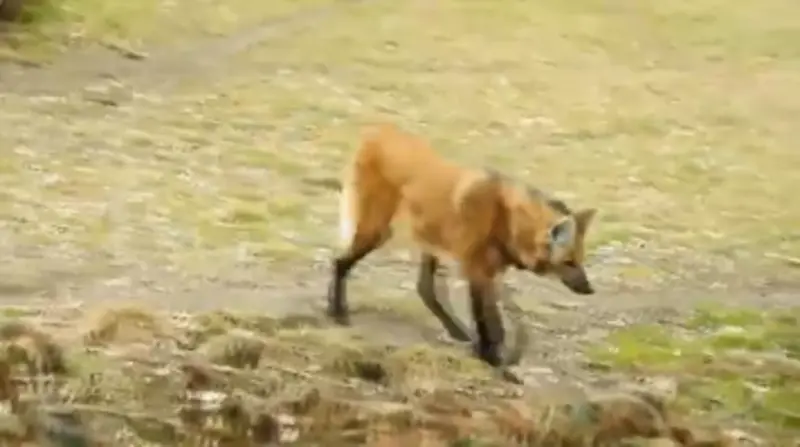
[0,303,737,445]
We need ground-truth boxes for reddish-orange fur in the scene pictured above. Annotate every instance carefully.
[327,123,597,368]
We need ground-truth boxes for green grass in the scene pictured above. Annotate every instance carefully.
[235,0,800,258]
[1,0,799,281]
[1,0,331,60]
[588,305,800,440]
[192,0,800,272]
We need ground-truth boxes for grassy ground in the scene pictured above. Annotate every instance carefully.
[589,305,800,443]
[2,0,799,280]
[1,0,330,60]
[0,304,738,445]
[1,0,799,444]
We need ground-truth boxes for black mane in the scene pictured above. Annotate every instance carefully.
[482,167,573,215]
[526,186,573,215]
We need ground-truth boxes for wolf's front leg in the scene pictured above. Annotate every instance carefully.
[467,278,506,367]
[416,253,472,342]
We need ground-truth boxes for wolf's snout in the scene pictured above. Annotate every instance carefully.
[558,264,595,295]
[567,281,594,295]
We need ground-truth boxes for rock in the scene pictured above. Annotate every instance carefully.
[82,80,132,106]
[584,360,613,372]
[607,318,628,328]
[276,413,300,444]
[628,376,678,404]
[101,39,150,60]
[725,428,764,445]
[547,300,585,311]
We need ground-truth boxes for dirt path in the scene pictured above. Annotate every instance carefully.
[0,0,373,96]
[0,242,796,395]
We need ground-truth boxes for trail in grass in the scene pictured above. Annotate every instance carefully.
[0,0,375,96]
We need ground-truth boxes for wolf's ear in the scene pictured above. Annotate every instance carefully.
[573,208,597,236]
[550,217,576,248]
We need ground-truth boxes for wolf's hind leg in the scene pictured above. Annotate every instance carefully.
[326,171,398,326]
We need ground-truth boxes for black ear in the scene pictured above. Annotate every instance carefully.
[573,208,597,236]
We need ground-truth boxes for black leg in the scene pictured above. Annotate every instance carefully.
[326,256,356,325]
[468,280,506,367]
[326,230,390,326]
[416,254,472,342]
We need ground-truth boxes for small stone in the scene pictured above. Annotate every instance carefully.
[635,376,678,402]
[607,318,627,327]
[725,428,764,445]
[529,304,559,316]
[102,40,150,60]
[584,360,613,372]
[500,367,526,385]
[546,300,584,311]
[82,80,132,106]
[642,439,679,447]
[277,413,300,443]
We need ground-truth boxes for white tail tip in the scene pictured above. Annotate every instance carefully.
[338,185,354,247]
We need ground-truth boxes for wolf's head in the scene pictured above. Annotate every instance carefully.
[457,170,598,295]
[504,185,597,295]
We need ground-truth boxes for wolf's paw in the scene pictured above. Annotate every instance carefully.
[472,340,503,368]
[325,306,351,326]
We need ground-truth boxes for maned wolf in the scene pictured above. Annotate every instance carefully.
[326,123,597,368]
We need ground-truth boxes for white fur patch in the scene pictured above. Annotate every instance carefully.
[338,184,355,247]
[549,216,576,263]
